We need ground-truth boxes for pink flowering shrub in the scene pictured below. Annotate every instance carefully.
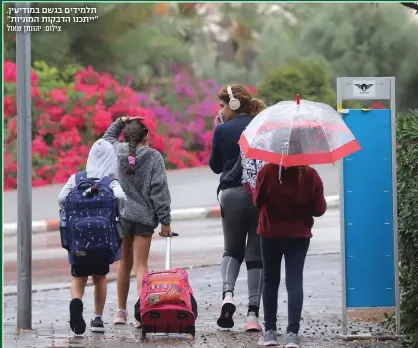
[3,60,258,190]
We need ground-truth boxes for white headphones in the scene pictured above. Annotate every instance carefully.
[227,85,240,111]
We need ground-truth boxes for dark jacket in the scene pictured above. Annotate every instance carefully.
[254,164,327,239]
[209,114,252,194]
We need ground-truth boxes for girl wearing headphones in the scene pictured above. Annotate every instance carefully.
[209,84,266,332]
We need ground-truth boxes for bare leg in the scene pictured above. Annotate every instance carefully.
[71,276,88,299]
[133,234,152,296]
[117,234,134,310]
[92,275,107,316]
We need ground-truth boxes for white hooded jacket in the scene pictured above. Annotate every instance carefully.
[58,139,126,208]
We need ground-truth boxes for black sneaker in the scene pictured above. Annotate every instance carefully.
[90,316,105,333]
[69,298,86,335]
[216,292,236,329]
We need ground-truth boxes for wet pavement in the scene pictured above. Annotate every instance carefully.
[4,211,341,290]
[4,254,402,347]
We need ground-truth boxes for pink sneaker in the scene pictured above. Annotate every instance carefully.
[134,321,142,329]
[113,309,128,324]
[245,312,262,332]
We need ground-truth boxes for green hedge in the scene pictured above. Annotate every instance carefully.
[397,109,418,347]
[257,58,336,107]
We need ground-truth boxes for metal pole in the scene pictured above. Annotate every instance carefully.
[16,1,32,330]
[337,78,348,336]
[390,77,401,336]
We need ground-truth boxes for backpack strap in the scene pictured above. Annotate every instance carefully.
[99,176,119,216]
[75,171,87,185]
[100,176,114,187]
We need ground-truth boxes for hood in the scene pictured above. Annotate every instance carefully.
[118,145,155,173]
[86,139,117,178]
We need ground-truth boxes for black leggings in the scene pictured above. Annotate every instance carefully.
[261,237,310,334]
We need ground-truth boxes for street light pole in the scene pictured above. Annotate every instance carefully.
[16,1,33,330]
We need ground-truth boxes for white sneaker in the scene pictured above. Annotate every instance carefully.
[216,292,236,329]
[113,309,128,324]
[284,332,300,348]
[245,312,262,332]
[258,329,278,346]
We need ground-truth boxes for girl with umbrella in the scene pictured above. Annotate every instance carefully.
[239,97,361,347]
[254,138,327,347]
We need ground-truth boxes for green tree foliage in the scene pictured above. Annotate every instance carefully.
[4,2,418,105]
[396,109,418,347]
[298,3,418,111]
[4,3,198,83]
[33,60,82,91]
[257,59,336,107]
[256,16,297,75]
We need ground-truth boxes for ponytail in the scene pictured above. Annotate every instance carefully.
[249,98,266,117]
[125,139,137,175]
[297,165,309,183]
[123,118,149,176]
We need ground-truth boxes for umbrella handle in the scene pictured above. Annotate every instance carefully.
[296,94,300,105]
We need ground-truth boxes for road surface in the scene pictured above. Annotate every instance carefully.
[4,210,340,293]
[3,164,339,223]
[4,252,400,348]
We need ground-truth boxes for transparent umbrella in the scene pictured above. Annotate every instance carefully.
[238,95,361,167]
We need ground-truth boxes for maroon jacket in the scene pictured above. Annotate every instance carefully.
[254,164,327,239]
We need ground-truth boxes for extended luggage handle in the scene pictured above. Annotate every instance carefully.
[165,232,179,270]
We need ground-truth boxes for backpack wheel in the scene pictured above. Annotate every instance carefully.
[141,325,150,340]
[188,325,196,338]
[191,294,198,319]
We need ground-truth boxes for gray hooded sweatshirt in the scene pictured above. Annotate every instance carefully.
[103,119,171,228]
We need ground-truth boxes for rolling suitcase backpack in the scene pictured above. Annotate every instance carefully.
[137,233,198,339]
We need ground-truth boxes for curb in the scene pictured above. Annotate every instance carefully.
[2,195,339,237]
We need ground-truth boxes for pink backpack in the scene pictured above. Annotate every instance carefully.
[136,236,198,339]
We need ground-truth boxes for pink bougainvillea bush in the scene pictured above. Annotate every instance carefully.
[3,61,258,190]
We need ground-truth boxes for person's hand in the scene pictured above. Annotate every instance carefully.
[159,224,172,237]
[129,116,145,122]
[215,111,224,127]
[121,116,145,123]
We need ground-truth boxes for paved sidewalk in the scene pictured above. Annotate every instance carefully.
[4,254,401,348]
[4,211,342,289]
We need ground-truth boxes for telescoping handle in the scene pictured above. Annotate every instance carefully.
[165,232,179,270]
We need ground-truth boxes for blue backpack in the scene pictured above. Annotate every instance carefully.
[63,171,122,265]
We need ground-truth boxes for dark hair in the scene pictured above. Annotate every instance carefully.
[288,140,309,183]
[123,119,148,175]
[218,84,266,117]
